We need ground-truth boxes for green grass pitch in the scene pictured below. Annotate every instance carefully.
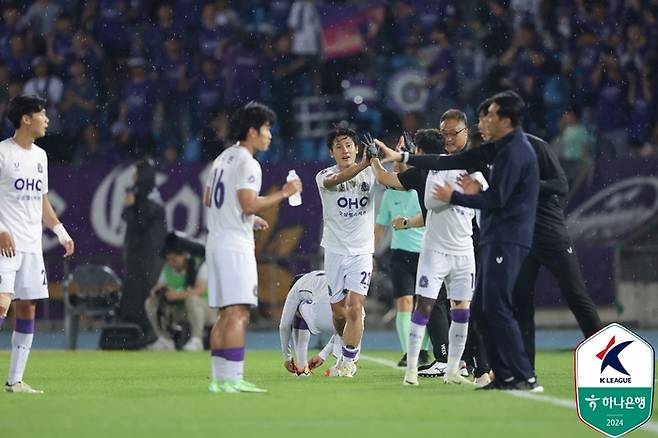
[1,350,656,438]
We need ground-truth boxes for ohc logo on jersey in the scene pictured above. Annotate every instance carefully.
[337,196,369,209]
[575,323,654,437]
[14,178,43,191]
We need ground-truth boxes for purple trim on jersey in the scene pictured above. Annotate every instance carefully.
[211,349,224,357]
[411,311,429,326]
[293,316,309,330]
[342,346,358,359]
[0,316,5,329]
[451,308,470,324]
[222,347,245,362]
[15,318,35,334]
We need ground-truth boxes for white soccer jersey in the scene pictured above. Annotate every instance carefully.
[205,143,261,252]
[422,168,476,256]
[0,138,48,254]
[316,165,376,256]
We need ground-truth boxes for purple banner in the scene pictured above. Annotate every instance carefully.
[535,158,658,306]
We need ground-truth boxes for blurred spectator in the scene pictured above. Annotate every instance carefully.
[116,57,158,157]
[190,58,225,135]
[72,124,113,166]
[5,34,34,81]
[23,57,64,134]
[142,4,178,63]
[222,32,271,109]
[46,15,75,76]
[199,109,230,161]
[92,0,131,58]
[161,144,182,168]
[70,31,103,82]
[156,37,192,145]
[20,0,62,38]
[553,107,594,193]
[60,61,98,139]
[591,46,630,158]
[425,26,458,123]
[0,5,23,60]
[639,123,658,159]
[287,0,321,57]
[198,3,224,58]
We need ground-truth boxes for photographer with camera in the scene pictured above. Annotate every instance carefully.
[144,244,215,351]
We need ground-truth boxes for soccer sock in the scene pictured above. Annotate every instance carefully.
[210,350,227,381]
[395,311,410,353]
[222,347,245,380]
[447,309,470,375]
[407,311,428,371]
[341,345,359,364]
[8,319,35,385]
[293,317,310,369]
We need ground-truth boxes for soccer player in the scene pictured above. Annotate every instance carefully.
[374,157,430,368]
[279,270,356,375]
[316,127,376,377]
[0,95,74,394]
[204,102,302,394]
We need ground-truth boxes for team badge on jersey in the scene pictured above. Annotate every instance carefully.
[248,175,255,183]
[37,163,43,173]
[361,182,370,192]
[419,275,428,288]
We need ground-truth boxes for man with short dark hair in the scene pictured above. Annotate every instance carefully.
[0,95,75,393]
[204,102,302,393]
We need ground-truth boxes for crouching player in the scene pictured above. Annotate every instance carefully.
[279,270,362,376]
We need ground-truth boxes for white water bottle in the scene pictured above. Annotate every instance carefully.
[286,170,302,206]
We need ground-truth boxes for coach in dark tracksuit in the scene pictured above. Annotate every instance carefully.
[513,134,602,367]
[383,91,541,390]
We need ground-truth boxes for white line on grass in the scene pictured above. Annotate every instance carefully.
[360,354,658,435]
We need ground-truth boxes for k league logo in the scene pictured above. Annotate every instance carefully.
[575,323,654,437]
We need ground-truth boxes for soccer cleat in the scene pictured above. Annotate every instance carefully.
[443,371,475,385]
[418,350,431,367]
[182,337,203,352]
[4,381,44,394]
[296,366,311,376]
[418,360,447,378]
[397,353,407,367]
[403,369,419,386]
[146,336,175,351]
[233,379,268,393]
[338,360,357,378]
[474,372,492,388]
[208,380,240,393]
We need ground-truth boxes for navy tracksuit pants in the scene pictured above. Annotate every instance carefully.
[478,242,534,381]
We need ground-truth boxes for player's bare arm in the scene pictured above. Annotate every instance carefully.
[370,157,403,189]
[42,194,74,257]
[237,178,302,215]
[321,156,370,189]
[0,223,16,258]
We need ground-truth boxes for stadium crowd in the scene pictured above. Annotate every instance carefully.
[1,0,657,166]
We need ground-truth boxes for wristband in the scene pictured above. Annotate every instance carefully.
[401,151,410,164]
[53,223,72,245]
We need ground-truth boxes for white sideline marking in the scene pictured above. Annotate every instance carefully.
[360,354,658,435]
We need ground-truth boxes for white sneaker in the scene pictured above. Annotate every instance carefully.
[338,360,357,378]
[475,373,492,388]
[418,361,447,378]
[182,337,203,351]
[403,369,419,386]
[443,371,475,385]
[147,336,175,351]
[4,381,44,394]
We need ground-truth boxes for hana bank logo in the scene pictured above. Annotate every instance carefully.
[597,336,634,383]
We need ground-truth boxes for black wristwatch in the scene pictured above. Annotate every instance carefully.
[402,217,408,228]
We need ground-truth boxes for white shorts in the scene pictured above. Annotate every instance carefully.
[415,248,475,302]
[298,300,334,335]
[324,251,373,304]
[205,247,258,309]
[0,252,49,300]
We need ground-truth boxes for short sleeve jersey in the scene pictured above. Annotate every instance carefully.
[0,138,48,253]
[205,143,262,252]
[316,165,376,256]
